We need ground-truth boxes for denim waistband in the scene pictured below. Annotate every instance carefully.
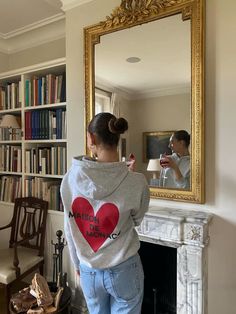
[80,253,140,272]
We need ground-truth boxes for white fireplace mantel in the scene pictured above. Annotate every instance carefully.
[137,207,213,314]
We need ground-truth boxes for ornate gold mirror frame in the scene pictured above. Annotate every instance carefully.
[84,0,205,203]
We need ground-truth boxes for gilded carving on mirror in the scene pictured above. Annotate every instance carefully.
[84,0,205,203]
[102,0,190,29]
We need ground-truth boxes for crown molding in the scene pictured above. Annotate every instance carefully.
[60,0,94,11]
[131,85,191,100]
[0,14,65,40]
[1,19,65,54]
[96,76,190,100]
[0,0,93,53]
[0,38,9,54]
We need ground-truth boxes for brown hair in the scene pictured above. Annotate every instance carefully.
[88,112,128,147]
[173,130,190,148]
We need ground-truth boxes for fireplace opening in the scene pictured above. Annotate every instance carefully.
[139,241,177,314]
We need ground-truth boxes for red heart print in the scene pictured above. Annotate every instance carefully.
[72,197,119,252]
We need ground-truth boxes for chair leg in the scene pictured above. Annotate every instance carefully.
[0,283,10,314]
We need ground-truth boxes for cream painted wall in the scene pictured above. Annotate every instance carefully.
[128,93,190,173]
[65,0,236,313]
[0,51,9,72]
[129,93,190,133]
[8,38,65,70]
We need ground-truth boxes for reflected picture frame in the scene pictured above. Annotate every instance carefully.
[143,131,174,163]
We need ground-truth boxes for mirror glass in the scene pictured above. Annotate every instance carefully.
[84,0,205,203]
[95,14,191,190]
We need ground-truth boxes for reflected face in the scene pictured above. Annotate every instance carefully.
[168,134,182,154]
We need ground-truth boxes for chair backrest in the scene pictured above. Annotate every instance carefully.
[9,197,48,256]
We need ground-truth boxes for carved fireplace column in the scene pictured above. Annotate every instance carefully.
[137,207,213,314]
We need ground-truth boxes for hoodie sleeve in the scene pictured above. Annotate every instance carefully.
[131,182,150,226]
[61,171,80,271]
[64,213,80,271]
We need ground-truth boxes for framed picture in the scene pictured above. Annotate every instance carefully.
[143,131,174,162]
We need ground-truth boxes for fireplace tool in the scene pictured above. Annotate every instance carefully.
[51,229,67,287]
[50,230,72,312]
[153,288,157,314]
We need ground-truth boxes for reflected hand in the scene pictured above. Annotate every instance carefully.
[163,156,176,169]
[165,156,183,182]
[160,154,171,168]
[127,153,136,171]
[127,159,136,171]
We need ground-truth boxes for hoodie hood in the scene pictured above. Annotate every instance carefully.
[69,156,129,200]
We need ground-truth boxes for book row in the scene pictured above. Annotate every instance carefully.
[24,177,63,211]
[25,108,66,140]
[0,127,22,141]
[25,146,66,175]
[25,73,66,107]
[0,176,22,203]
[0,145,22,172]
[0,81,22,110]
[0,174,64,211]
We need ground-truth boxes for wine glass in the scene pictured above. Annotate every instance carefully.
[159,154,168,186]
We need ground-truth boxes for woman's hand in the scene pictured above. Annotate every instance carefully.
[164,155,177,170]
[128,160,136,171]
[164,156,183,181]
[127,153,136,171]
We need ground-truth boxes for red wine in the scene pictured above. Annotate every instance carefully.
[160,158,168,167]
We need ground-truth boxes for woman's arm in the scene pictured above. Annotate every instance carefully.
[131,181,150,226]
[165,156,190,189]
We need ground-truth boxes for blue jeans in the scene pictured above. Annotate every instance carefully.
[79,253,144,314]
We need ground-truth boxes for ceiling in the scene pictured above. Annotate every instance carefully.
[95,14,191,99]
[0,1,191,97]
[0,0,64,37]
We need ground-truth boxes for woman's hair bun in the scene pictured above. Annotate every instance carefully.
[108,117,128,134]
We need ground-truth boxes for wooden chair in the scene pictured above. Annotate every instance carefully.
[0,197,48,313]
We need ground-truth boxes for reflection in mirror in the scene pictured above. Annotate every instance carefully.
[85,0,205,203]
[95,14,191,190]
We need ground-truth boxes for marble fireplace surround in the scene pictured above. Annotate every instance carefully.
[137,207,213,314]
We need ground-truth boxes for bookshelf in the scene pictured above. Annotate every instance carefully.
[0,58,67,211]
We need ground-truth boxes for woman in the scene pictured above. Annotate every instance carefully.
[160,130,190,189]
[60,112,150,314]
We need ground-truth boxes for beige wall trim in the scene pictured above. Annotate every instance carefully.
[0,14,65,39]
[0,19,65,55]
[60,0,95,11]
[0,38,9,54]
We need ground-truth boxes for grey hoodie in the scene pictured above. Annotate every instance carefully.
[60,156,150,270]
